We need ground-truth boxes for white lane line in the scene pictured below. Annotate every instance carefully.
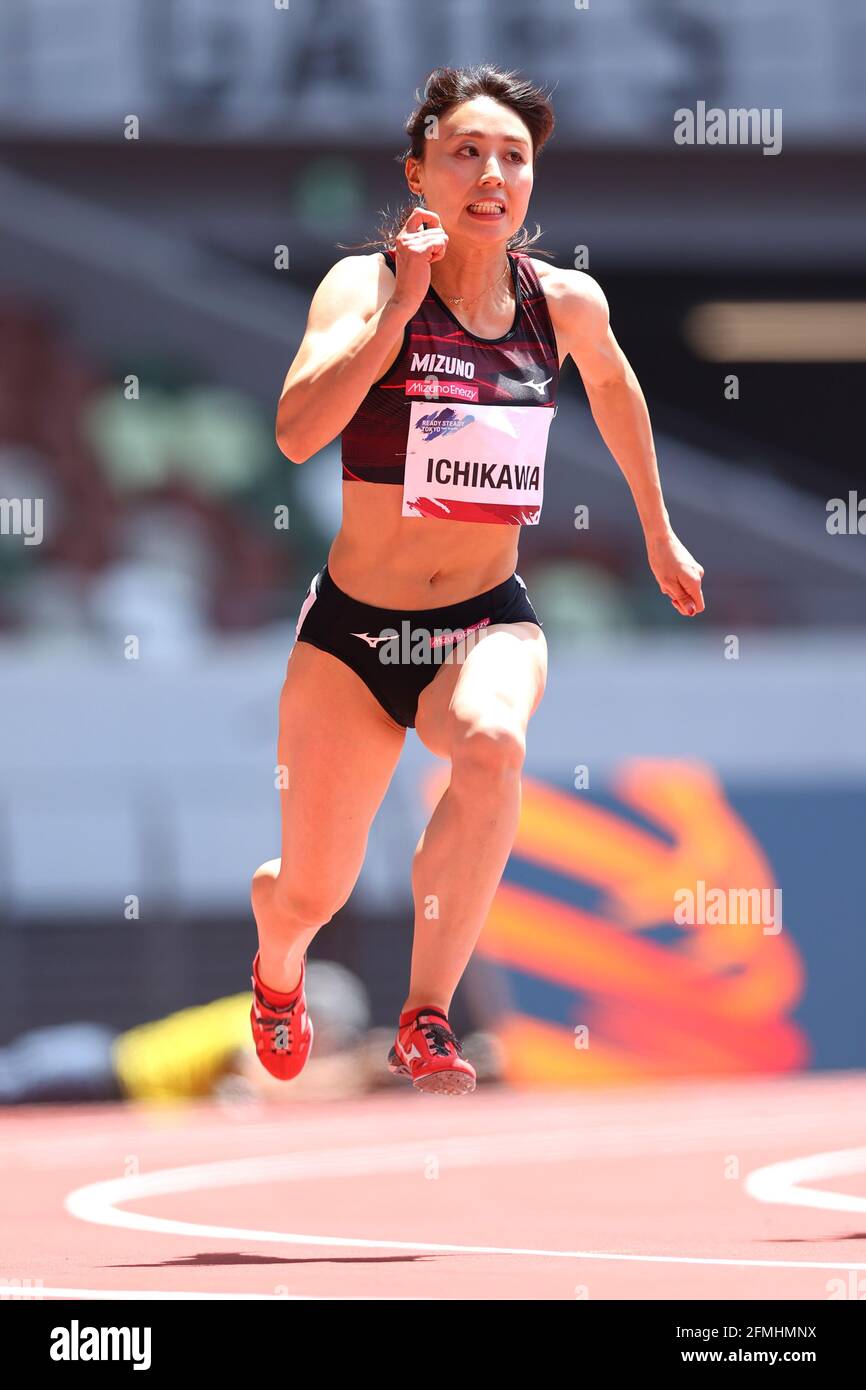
[745,1147,866,1212]
[0,1285,408,1301]
[65,1131,866,1271]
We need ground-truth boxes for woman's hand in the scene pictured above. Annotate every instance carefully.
[646,527,705,616]
[389,206,449,316]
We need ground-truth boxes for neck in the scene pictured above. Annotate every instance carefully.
[429,241,511,303]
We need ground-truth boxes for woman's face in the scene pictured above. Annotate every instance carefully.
[407,95,534,245]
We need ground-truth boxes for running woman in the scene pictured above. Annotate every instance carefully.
[250,65,704,1094]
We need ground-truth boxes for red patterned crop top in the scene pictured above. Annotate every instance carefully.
[340,248,560,525]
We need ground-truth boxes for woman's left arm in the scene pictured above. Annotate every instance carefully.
[548,268,705,618]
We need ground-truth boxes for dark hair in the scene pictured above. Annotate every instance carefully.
[339,64,556,258]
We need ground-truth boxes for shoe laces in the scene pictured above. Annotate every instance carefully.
[417,1013,463,1059]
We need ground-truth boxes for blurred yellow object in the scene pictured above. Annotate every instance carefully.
[111,994,251,1103]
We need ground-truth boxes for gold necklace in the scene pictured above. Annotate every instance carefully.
[439,261,511,310]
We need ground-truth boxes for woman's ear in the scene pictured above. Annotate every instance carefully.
[404,155,425,204]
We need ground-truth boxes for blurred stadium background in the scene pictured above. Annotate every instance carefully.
[0,0,864,1089]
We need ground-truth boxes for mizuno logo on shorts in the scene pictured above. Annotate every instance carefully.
[351,631,392,648]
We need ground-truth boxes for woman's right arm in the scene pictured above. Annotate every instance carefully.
[276,209,448,463]
[275,254,409,463]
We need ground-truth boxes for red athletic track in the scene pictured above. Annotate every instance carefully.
[2,1073,865,1301]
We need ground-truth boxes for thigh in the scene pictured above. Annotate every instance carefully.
[276,640,407,899]
[414,621,548,760]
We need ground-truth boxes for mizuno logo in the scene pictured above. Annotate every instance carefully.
[505,373,552,396]
[351,631,392,648]
[527,374,552,394]
[404,1043,423,1061]
[411,352,475,378]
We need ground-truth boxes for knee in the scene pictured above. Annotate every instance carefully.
[251,868,339,933]
[277,885,339,930]
[451,720,526,780]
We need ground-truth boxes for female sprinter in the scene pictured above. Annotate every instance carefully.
[249,65,705,1095]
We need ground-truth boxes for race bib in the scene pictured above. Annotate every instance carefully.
[401,400,555,525]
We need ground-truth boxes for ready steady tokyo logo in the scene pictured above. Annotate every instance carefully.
[414,407,474,440]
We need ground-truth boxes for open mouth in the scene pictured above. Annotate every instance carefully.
[466,200,506,217]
